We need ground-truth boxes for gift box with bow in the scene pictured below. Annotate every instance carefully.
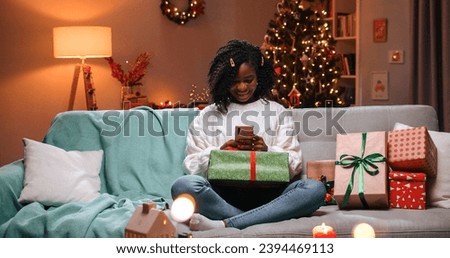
[334,131,389,209]
[207,150,290,186]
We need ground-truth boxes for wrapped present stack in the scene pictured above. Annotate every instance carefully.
[307,160,336,205]
[334,131,389,209]
[387,126,438,210]
[331,126,438,211]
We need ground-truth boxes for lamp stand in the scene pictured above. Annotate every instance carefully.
[67,59,98,111]
[67,64,81,111]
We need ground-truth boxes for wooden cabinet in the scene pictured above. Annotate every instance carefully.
[326,0,360,105]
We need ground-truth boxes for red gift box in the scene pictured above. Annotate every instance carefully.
[389,172,426,210]
[387,127,437,177]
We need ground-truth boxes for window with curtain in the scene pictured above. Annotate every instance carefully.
[410,0,450,132]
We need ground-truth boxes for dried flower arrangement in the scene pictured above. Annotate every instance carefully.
[105,52,151,87]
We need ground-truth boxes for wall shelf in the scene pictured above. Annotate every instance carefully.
[326,0,360,105]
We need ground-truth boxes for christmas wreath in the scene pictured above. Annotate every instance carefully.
[160,0,205,25]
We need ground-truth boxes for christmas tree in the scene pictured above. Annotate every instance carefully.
[261,0,346,108]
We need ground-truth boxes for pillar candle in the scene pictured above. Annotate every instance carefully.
[312,223,337,238]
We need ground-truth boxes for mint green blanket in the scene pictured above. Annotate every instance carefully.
[0,107,197,237]
[0,193,165,237]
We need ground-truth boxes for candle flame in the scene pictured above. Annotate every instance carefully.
[321,222,328,233]
[353,223,376,238]
[170,194,195,223]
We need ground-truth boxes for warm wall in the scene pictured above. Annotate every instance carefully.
[0,0,278,165]
[359,0,412,105]
[0,0,414,166]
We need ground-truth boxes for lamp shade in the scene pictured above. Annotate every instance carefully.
[53,26,112,59]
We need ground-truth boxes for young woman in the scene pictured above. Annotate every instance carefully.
[171,39,325,231]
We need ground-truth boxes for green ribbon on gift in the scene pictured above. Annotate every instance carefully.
[335,132,386,209]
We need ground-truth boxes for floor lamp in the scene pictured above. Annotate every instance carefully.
[53,26,112,110]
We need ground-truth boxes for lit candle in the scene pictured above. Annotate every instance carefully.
[353,223,376,238]
[312,223,337,238]
[170,194,195,223]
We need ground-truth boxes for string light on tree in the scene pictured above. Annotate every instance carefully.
[262,0,345,108]
[189,84,209,102]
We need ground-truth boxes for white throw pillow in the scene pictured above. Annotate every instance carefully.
[393,122,412,130]
[19,138,103,206]
[428,131,450,208]
[393,123,450,208]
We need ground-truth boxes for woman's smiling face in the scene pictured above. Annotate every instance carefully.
[229,63,258,104]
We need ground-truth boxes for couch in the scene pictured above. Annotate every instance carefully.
[1,105,449,238]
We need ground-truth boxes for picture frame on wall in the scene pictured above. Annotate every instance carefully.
[371,71,389,100]
[373,19,387,42]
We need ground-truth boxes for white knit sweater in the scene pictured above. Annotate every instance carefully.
[183,99,302,179]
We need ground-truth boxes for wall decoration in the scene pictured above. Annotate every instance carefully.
[373,19,387,42]
[371,71,389,100]
[160,0,205,25]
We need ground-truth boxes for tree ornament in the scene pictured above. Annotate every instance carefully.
[261,34,273,52]
[274,67,282,76]
[288,86,301,107]
[300,53,309,66]
[160,0,205,25]
[276,0,291,14]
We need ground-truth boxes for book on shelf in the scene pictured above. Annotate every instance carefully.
[336,12,356,37]
[337,53,355,76]
[344,53,356,75]
[336,54,345,75]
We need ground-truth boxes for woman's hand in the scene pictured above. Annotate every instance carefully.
[235,134,268,152]
[220,139,239,150]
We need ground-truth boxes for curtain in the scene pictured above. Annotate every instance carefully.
[411,0,450,132]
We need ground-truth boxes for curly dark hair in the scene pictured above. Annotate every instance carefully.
[208,39,275,113]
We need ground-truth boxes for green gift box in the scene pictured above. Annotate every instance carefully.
[207,150,290,186]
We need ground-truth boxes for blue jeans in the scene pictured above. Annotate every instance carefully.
[171,175,326,230]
